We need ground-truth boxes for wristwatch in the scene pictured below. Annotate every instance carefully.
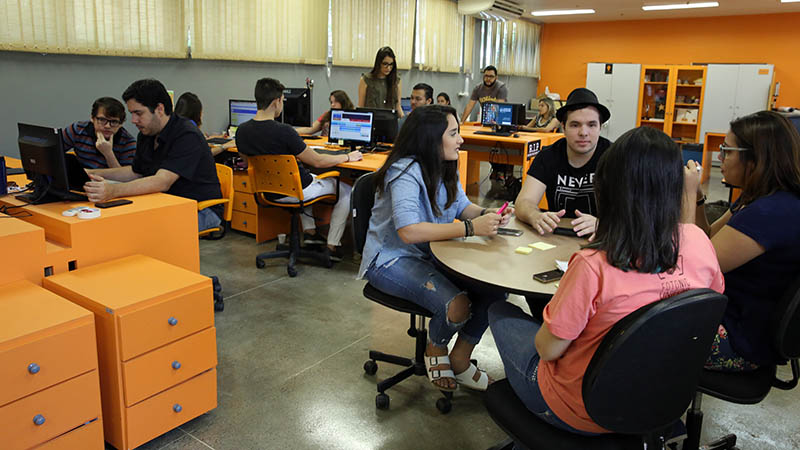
[696,195,707,206]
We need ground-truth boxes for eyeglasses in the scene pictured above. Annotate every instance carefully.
[718,143,748,160]
[380,61,394,68]
[94,116,122,127]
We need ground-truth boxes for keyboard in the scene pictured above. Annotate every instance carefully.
[207,137,232,145]
[301,135,324,141]
[315,148,349,156]
[474,130,512,137]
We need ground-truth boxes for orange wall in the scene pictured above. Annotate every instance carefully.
[539,13,800,108]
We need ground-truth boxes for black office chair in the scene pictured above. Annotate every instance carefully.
[485,289,728,450]
[351,172,454,413]
[684,277,800,450]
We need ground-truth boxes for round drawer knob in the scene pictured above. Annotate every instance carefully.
[173,404,183,413]
[168,317,178,326]
[242,201,247,207]
[172,361,181,370]
[28,363,40,374]
[33,414,46,426]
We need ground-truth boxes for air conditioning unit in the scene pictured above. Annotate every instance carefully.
[458,0,524,21]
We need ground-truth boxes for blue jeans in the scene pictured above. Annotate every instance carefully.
[366,255,506,349]
[198,208,222,232]
[488,301,599,436]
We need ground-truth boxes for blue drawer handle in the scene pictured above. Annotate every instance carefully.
[172,361,181,370]
[28,363,40,374]
[33,414,46,426]
[168,317,178,326]
[173,404,182,413]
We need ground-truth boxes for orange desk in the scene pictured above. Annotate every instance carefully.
[460,126,564,196]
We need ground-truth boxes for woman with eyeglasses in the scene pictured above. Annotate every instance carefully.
[358,46,404,118]
[687,110,800,372]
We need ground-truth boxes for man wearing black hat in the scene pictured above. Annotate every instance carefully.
[515,88,612,239]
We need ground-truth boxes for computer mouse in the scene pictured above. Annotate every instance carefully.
[513,133,520,138]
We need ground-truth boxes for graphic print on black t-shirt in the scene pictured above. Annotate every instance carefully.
[554,172,596,215]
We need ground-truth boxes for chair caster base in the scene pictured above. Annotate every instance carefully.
[376,393,390,409]
[214,299,224,312]
[364,360,378,375]
[255,258,265,269]
[436,396,452,414]
[287,266,298,277]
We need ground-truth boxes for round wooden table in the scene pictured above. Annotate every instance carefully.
[430,217,586,296]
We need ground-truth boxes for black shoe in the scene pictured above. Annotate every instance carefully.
[303,232,326,245]
[328,247,344,262]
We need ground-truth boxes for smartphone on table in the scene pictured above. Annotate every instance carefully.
[497,227,523,237]
[95,199,133,208]
[533,269,564,283]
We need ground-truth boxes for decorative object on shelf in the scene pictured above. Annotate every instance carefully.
[693,78,703,85]
[675,108,699,124]
[655,101,666,119]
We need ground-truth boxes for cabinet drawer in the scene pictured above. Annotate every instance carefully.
[34,418,104,449]
[231,211,258,234]
[126,369,217,450]
[0,320,96,407]
[122,327,217,407]
[233,172,253,193]
[0,370,101,450]
[233,191,258,214]
[117,285,214,361]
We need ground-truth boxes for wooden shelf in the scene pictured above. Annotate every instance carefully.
[672,121,698,126]
[677,84,702,87]
[641,119,666,123]
[644,81,668,85]
[674,103,700,107]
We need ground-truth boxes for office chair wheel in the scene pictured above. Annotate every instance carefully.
[363,360,378,375]
[324,259,334,269]
[376,393,390,410]
[214,299,224,312]
[436,397,452,414]
[255,258,265,269]
[287,266,298,277]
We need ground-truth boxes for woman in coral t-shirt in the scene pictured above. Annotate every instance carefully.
[489,126,724,435]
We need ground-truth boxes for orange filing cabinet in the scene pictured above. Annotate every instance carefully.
[42,255,218,450]
[231,164,291,243]
[0,280,103,450]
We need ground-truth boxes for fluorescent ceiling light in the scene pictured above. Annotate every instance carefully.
[642,2,719,11]
[780,0,800,3]
[531,9,595,16]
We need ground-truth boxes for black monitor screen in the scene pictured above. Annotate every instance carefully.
[788,115,800,136]
[511,103,528,125]
[356,107,398,144]
[482,102,514,127]
[279,88,312,127]
[18,123,89,204]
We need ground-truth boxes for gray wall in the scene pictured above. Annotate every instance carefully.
[0,50,537,159]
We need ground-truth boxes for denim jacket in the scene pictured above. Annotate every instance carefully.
[357,157,471,279]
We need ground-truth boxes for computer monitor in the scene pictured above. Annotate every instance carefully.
[400,97,412,115]
[356,107,398,144]
[229,100,258,128]
[17,123,89,204]
[511,103,528,126]
[329,109,373,150]
[278,88,312,127]
[787,115,800,135]
[481,102,515,129]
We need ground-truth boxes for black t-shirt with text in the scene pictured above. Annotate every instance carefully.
[526,136,612,218]
[132,114,222,216]
[235,119,312,188]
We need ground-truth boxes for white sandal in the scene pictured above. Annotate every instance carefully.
[455,362,490,391]
[424,355,458,392]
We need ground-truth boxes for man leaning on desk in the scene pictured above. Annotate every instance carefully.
[83,79,223,232]
[514,88,612,240]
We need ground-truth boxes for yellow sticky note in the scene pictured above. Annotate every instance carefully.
[515,246,533,255]
[529,242,556,251]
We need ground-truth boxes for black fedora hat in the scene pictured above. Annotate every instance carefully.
[555,88,611,124]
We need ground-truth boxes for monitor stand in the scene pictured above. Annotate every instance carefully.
[16,177,87,205]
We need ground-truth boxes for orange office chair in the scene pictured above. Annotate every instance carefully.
[198,163,234,239]
[249,155,339,277]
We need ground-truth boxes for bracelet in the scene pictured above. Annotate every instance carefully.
[480,208,487,216]
[696,195,706,206]
[463,220,469,238]
[464,219,474,237]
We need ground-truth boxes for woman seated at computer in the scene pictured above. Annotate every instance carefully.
[295,90,354,137]
[489,126,724,435]
[520,96,559,132]
[358,105,512,392]
[358,47,404,117]
[691,111,800,372]
[174,92,234,156]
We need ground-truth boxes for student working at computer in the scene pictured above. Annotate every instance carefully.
[520,96,560,133]
[358,105,513,393]
[489,126,724,437]
[358,47,404,117]
[294,90,354,137]
[83,79,224,232]
[62,97,137,169]
[235,78,362,261]
[174,92,235,156]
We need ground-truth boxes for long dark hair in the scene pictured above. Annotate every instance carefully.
[374,105,459,216]
[370,46,399,108]
[174,92,203,126]
[591,126,684,273]
[322,90,355,124]
[729,110,800,208]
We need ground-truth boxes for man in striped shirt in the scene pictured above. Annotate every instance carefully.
[61,97,137,169]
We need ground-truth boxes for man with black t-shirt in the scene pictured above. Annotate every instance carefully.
[235,78,362,262]
[515,88,612,240]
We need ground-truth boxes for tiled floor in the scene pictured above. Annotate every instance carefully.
[129,165,800,450]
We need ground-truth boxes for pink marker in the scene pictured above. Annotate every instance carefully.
[497,201,509,215]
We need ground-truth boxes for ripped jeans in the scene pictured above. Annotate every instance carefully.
[365,255,506,349]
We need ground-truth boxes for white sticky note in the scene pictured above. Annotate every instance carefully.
[515,246,533,255]
[529,242,556,251]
